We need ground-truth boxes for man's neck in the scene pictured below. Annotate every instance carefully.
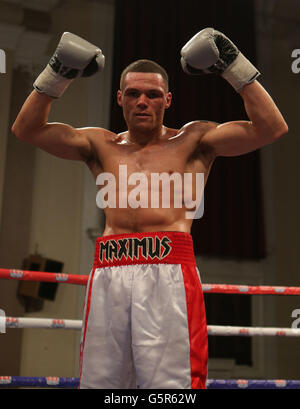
[127,125,167,146]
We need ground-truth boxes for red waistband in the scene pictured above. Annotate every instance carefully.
[93,231,195,268]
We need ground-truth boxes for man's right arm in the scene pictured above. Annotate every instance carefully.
[12,31,105,162]
[12,90,95,161]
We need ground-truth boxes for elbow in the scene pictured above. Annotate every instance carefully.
[274,121,289,140]
[257,121,288,146]
[11,122,23,140]
[266,120,288,142]
[11,121,31,141]
[11,124,18,138]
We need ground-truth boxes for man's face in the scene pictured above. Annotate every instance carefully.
[117,72,172,134]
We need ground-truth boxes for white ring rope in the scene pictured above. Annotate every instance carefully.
[207,325,300,337]
[5,317,82,330]
[4,317,300,337]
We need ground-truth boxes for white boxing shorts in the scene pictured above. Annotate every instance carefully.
[79,231,208,389]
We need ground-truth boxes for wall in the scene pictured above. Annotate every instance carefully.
[0,0,114,378]
[269,0,300,378]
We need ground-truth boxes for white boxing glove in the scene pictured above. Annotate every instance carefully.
[34,32,105,98]
[181,28,260,92]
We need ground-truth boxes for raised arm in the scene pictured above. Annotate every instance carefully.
[12,32,105,161]
[13,90,96,161]
[181,28,288,157]
[201,80,288,157]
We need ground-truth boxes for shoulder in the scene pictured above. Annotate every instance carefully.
[78,127,119,147]
[77,127,117,163]
[164,121,219,147]
[177,121,219,145]
[78,126,114,138]
[180,120,219,134]
[179,120,219,139]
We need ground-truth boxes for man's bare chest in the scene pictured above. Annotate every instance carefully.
[89,128,213,180]
[103,143,191,177]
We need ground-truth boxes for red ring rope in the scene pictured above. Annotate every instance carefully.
[1,268,300,295]
[0,268,87,285]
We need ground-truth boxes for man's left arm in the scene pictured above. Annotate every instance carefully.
[181,27,288,157]
[201,80,288,157]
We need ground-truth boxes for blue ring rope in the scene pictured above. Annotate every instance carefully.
[1,377,300,389]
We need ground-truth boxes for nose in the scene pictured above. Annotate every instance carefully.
[136,93,148,108]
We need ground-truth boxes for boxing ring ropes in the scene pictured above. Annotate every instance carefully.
[1,268,300,389]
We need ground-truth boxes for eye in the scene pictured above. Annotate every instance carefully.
[126,90,139,98]
[148,91,161,99]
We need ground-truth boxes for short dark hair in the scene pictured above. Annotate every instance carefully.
[120,59,169,91]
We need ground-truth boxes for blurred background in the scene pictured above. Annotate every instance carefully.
[0,0,299,383]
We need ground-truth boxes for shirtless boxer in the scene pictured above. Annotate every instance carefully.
[12,30,288,389]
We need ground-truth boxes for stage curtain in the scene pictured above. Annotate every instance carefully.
[110,0,265,259]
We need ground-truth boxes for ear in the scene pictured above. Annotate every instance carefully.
[165,92,172,109]
[117,90,122,106]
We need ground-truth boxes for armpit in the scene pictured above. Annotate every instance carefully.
[188,121,219,163]
[189,139,216,164]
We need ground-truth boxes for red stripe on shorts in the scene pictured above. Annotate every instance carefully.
[181,264,208,389]
[78,266,97,388]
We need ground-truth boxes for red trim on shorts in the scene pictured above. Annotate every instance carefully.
[78,266,97,389]
[181,264,208,389]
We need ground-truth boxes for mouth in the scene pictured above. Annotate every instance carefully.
[135,112,151,118]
